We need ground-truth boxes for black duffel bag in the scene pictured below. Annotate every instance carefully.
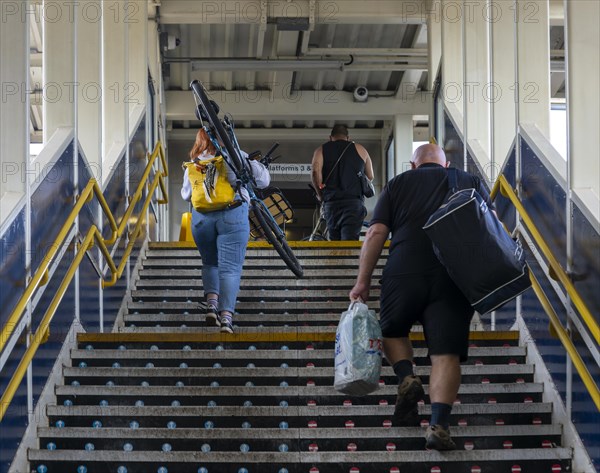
[423,169,531,314]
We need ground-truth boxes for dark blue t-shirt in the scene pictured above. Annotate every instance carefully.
[371,163,495,277]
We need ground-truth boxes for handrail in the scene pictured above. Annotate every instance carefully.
[529,270,600,411]
[491,175,600,345]
[491,174,600,411]
[0,141,168,422]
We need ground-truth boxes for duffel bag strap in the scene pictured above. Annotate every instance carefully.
[448,167,458,193]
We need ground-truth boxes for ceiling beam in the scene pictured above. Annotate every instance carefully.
[168,128,385,141]
[166,89,431,120]
[159,0,428,25]
[185,58,426,72]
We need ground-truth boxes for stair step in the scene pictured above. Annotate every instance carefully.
[55,383,543,407]
[62,364,535,379]
[130,289,374,300]
[28,447,572,473]
[35,426,563,453]
[126,301,380,312]
[70,346,527,361]
[139,268,383,279]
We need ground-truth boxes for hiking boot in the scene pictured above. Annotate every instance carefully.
[220,319,234,334]
[393,375,424,425]
[425,424,456,451]
[205,304,220,327]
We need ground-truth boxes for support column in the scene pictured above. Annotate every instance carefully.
[43,0,76,142]
[567,0,600,203]
[78,1,102,178]
[0,1,28,204]
[440,0,464,130]
[102,1,127,171]
[465,1,491,177]
[490,1,517,169]
[516,0,551,136]
[128,0,148,129]
[393,114,414,174]
[427,0,442,92]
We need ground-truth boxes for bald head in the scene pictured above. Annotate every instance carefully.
[411,144,448,168]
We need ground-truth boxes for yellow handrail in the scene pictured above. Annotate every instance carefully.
[491,175,600,345]
[529,271,600,411]
[0,141,168,422]
[491,174,600,411]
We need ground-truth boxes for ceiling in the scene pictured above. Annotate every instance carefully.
[27,0,566,144]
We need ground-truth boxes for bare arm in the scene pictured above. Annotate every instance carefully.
[311,146,324,201]
[356,143,374,180]
[349,222,389,302]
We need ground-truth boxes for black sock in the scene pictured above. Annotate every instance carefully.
[430,402,452,429]
[392,359,414,383]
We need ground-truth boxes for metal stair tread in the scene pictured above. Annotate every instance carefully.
[28,448,572,462]
[130,289,375,298]
[47,402,552,417]
[37,424,562,439]
[61,364,534,377]
[134,279,379,287]
[56,382,544,396]
[138,268,383,279]
[70,346,527,359]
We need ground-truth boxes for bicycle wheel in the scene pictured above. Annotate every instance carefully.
[251,201,304,278]
[190,80,243,172]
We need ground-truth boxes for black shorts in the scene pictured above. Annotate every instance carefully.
[379,268,474,362]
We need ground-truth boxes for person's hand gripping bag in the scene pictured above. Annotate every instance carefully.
[334,301,383,396]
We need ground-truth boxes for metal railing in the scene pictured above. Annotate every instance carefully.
[0,141,168,422]
[491,174,600,411]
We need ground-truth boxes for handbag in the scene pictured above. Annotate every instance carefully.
[357,171,375,198]
[423,169,531,314]
[334,301,383,396]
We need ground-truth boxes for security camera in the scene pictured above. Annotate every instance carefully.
[160,32,181,52]
[353,86,368,103]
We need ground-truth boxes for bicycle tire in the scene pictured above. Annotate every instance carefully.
[251,201,304,278]
[190,80,243,172]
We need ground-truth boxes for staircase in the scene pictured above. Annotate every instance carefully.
[28,242,572,473]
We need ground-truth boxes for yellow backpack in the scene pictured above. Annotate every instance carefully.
[184,156,236,212]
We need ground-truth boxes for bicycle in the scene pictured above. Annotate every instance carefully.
[190,80,304,278]
[303,184,328,241]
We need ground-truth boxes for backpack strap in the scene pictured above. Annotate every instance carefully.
[448,167,458,193]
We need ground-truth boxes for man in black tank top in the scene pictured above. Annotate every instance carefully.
[311,125,374,240]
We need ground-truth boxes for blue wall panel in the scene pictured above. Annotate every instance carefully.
[30,145,75,275]
[77,153,101,332]
[1,144,76,473]
[0,209,25,327]
[519,138,600,469]
[102,157,126,242]
[443,110,465,171]
[520,138,567,269]
[496,147,517,228]
[0,340,27,473]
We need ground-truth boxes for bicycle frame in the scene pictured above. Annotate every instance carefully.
[190,82,286,239]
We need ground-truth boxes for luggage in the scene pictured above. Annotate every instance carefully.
[423,169,531,314]
[334,301,383,396]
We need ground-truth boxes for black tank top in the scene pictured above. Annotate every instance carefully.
[321,140,365,202]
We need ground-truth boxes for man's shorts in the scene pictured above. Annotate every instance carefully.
[379,267,474,362]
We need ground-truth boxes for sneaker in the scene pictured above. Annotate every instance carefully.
[205,304,220,327]
[220,319,234,334]
[425,424,457,451]
[393,375,424,425]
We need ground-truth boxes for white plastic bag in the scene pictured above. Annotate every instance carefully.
[334,301,383,396]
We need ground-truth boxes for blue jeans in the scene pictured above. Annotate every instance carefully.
[191,203,250,314]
